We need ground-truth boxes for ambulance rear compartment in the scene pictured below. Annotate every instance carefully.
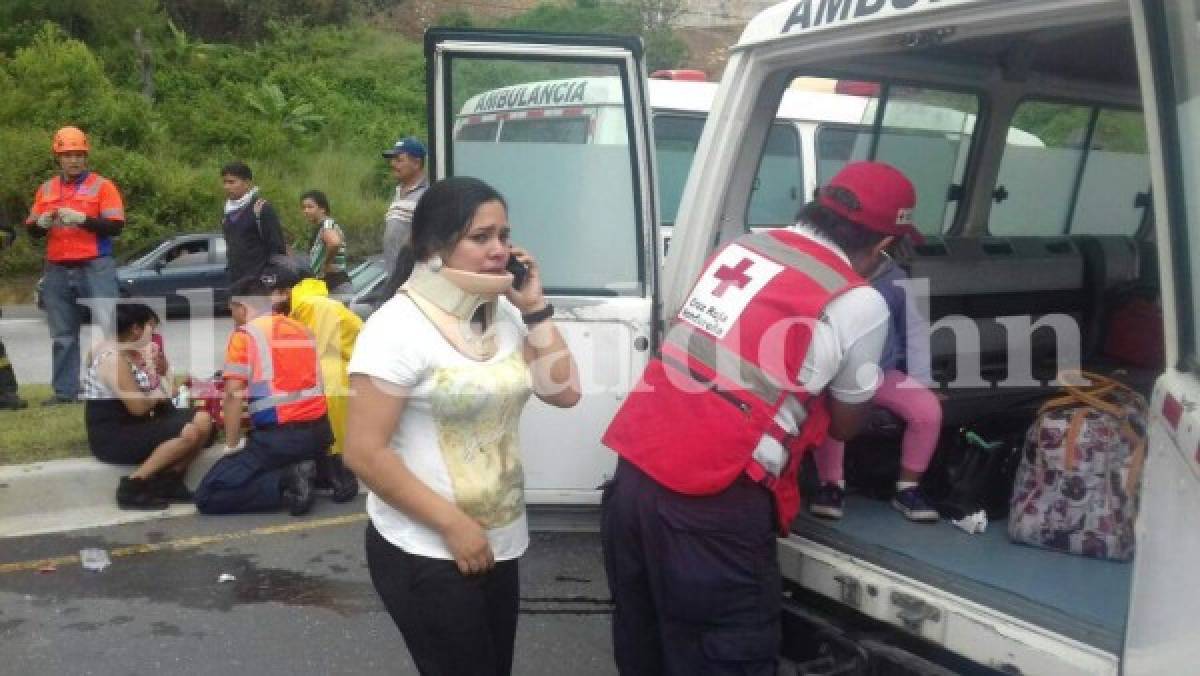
[758,11,1154,672]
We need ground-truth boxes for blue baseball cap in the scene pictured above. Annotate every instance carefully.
[382,137,426,160]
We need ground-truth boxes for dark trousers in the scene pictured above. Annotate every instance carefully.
[365,522,519,676]
[601,459,781,676]
[0,338,18,397]
[195,417,332,514]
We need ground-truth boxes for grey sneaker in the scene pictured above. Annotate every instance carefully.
[892,486,939,522]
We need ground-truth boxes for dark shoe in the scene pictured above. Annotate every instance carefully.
[328,455,359,503]
[809,483,845,520]
[0,394,27,410]
[892,486,939,522]
[151,471,194,503]
[312,453,334,495]
[41,395,79,407]
[281,461,316,516]
[116,477,169,510]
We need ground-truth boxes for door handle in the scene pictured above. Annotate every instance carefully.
[633,336,649,351]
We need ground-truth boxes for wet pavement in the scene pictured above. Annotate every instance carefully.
[0,498,616,675]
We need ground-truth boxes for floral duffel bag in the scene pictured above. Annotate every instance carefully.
[1008,371,1148,561]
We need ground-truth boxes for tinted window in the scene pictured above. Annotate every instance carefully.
[812,83,979,235]
[498,117,589,143]
[653,115,802,229]
[456,121,499,141]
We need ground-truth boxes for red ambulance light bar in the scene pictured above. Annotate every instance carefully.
[835,80,882,97]
[650,69,707,82]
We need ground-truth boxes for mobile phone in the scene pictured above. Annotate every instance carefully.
[506,256,529,291]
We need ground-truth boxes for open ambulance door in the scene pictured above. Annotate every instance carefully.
[1125,1,1200,672]
[424,29,660,504]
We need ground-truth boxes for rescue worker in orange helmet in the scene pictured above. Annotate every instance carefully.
[193,263,334,516]
[25,126,125,405]
[601,162,923,675]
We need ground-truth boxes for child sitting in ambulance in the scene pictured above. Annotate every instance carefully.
[808,237,944,522]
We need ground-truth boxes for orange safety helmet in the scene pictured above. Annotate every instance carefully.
[52,126,89,154]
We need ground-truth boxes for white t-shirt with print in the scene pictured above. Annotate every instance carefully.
[348,293,532,561]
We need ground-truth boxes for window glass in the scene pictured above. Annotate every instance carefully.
[991,101,1090,235]
[812,83,978,235]
[164,243,209,269]
[1072,109,1150,235]
[450,61,639,295]
[653,115,704,226]
[455,121,499,141]
[498,116,589,143]
[748,123,804,228]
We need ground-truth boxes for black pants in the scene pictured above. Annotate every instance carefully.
[194,417,332,514]
[365,522,519,676]
[601,459,781,676]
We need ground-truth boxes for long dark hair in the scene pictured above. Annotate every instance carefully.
[796,201,888,257]
[384,176,507,295]
[115,303,160,338]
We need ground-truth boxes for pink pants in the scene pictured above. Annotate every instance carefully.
[811,368,942,484]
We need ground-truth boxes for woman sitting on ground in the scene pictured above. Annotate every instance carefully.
[82,303,213,509]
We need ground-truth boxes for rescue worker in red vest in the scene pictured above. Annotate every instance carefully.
[24,126,125,405]
[601,161,923,675]
[194,264,334,516]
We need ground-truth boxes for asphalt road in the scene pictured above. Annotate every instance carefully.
[0,498,617,675]
[0,310,234,388]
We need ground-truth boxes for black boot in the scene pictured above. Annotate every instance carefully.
[328,455,360,503]
[116,477,169,510]
[151,470,194,503]
[280,461,316,516]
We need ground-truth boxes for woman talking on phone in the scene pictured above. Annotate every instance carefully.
[345,176,580,676]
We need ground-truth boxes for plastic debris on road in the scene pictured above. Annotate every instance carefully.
[218,573,237,583]
[80,548,111,572]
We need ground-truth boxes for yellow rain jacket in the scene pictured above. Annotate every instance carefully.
[290,278,363,455]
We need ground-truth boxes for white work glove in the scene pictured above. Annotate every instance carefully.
[35,212,55,228]
[57,207,87,226]
[222,438,246,456]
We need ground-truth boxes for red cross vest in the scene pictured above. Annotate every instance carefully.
[602,229,863,533]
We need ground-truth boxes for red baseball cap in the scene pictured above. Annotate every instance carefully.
[817,161,924,244]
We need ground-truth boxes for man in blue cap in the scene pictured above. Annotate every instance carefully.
[380,137,428,281]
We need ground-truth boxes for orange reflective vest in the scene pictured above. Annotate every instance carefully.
[603,230,863,532]
[223,314,327,428]
[26,172,125,263]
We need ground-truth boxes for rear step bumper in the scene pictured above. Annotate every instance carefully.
[778,537,1119,676]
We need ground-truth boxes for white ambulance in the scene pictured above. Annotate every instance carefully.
[423,1,1198,671]
[454,74,1044,257]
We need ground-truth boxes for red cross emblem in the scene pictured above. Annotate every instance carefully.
[713,258,754,297]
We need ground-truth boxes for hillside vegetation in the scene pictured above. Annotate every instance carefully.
[0,0,686,280]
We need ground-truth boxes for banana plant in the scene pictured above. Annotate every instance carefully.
[244,83,325,136]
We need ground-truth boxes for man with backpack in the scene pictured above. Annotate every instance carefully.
[220,162,287,284]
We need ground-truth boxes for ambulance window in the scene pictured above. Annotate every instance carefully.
[991,101,1091,235]
[448,61,639,295]
[456,121,499,141]
[814,84,978,235]
[993,102,1150,235]
[1071,109,1149,235]
[653,115,705,226]
[874,88,978,235]
[498,116,589,143]
[748,124,803,229]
